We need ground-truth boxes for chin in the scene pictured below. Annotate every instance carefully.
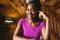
[27,17,32,20]
[28,18,31,20]
[27,16,32,20]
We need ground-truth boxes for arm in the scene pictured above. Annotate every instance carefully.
[13,24,36,40]
[13,25,27,40]
[42,19,49,40]
[39,11,49,40]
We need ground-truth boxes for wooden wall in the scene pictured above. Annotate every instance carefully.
[0,0,60,40]
[41,0,60,40]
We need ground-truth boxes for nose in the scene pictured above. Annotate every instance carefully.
[29,10,32,15]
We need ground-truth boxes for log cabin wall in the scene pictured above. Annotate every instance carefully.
[41,0,60,40]
[0,0,60,40]
[0,0,26,40]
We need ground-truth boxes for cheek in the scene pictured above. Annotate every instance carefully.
[27,14,32,20]
[26,11,28,14]
[26,11,29,16]
[32,11,37,16]
[32,11,35,14]
[26,12,31,18]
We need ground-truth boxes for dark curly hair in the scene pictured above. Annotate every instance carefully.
[26,0,41,11]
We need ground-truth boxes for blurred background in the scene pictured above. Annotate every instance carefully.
[0,0,60,40]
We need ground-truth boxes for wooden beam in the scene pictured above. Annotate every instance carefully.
[8,0,26,17]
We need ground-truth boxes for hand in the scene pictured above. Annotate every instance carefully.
[39,11,49,20]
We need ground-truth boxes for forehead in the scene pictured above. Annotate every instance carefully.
[27,3,36,9]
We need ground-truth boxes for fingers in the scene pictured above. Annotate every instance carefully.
[39,11,49,20]
[39,11,45,18]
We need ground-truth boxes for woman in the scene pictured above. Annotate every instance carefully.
[13,0,49,40]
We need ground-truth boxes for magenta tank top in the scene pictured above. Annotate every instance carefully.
[17,18,45,39]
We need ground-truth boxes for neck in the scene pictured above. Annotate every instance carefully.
[28,19,39,26]
[28,19,33,24]
[28,20,37,24]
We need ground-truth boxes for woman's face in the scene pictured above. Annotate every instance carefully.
[26,3,38,20]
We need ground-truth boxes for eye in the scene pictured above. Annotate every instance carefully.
[32,8,36,11]
[32,9,36,11]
